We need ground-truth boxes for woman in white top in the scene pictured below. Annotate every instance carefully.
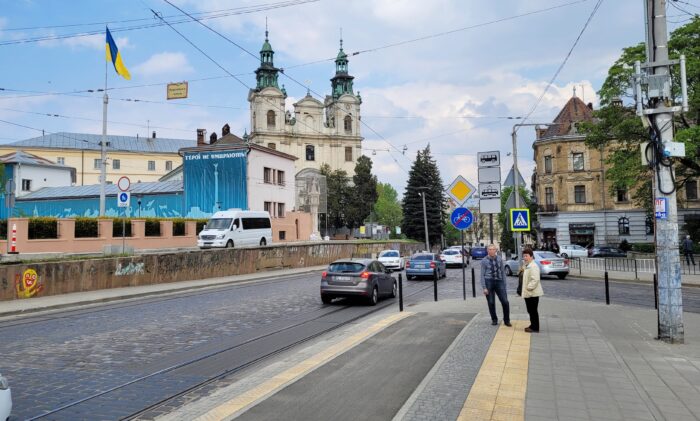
[522,248,544,332]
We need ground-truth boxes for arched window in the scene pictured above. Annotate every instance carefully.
[618,217,630,235]
[267,110,276,128]
[305,145,315,161]
[344,115,352,133]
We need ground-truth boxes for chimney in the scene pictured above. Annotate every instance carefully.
[535,125,548,140]
[152,131,156,139]
[197,129,206,146]
[222,123,230,136]
[209,132,218,144]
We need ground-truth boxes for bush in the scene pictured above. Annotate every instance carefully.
[112,218,132,237]
[618,239,631,252]
[29,217,58,239]
[631,243,655,253]
[145,218,161,237]
[172,218,186,236]
[75,217,98,238]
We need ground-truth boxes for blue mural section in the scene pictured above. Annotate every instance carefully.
[183,150,247,218]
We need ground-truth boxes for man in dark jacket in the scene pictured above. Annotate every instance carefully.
[683,235,696,266]
[480,244,511,327]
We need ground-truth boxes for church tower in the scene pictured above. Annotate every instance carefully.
[248,28,286,135]
[325,38,362,138]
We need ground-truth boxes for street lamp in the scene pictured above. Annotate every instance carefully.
[417,187,430,252]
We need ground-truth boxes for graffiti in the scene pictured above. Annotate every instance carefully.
[15,268,44,299]
[115,262,145,276]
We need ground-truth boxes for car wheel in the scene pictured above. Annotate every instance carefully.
[557,274,567,280]
[561,253,568,258]
[390,281,397,298]
[260,238,267,246]
[225,240,234,248]
[321,295,333,304]
[368,286,379,306]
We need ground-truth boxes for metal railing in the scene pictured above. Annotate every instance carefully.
[569,256,699,278]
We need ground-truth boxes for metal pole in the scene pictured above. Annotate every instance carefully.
[461,230,466,300]
[511,128,520,259]
[654,273,658,310]
[122,217,126,255]
[433,268,438,302]
[398,273,404,312]
[471,266,476,298]
[99,92,108,216]
[645,0,683,343]
[489,214,494,245]
[605,271,610,305]
[421,192,430,252]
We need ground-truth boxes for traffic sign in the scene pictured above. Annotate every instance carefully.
[510,208,530,231]
[478,183,501,199]
[446,175,476,205]
[117,176,131,192]
[477,151,501,167]
[118,191,131,208]
[451,207,474,230]
[478,167,501,183]
[480,198,501,214]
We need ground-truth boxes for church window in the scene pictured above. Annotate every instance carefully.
[306,145,315,161]
[267,110,276,129]
[267,142,276,150]
[345,147,353,162]
[344,115,352,133]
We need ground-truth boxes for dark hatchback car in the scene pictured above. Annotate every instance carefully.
[471,247,488,260]
[320,259,397,306]
[589,246,627,258]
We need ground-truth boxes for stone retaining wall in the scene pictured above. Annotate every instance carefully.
[1,241,422,302]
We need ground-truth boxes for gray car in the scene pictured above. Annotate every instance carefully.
[320,259,397,306]
[505,251,569,279]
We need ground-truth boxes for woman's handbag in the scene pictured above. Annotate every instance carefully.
[517,270,523,296]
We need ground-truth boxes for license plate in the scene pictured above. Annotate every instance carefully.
[334,276,352,281]
[552,263,563,267]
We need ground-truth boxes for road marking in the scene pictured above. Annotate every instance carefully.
[457,320,531,421]
[194,311,414,421]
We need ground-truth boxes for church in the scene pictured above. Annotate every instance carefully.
[246,30,363,176]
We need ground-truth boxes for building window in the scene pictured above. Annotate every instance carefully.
[687,180,698,200]
[574,185,586,203]
[264,167,272,184]
[21,179,31,191]
[618,217,630,235]
[267,142,276,150]
[57,157,65,165]
[148,161,156,171]
[544,156,552,174]
[344,115,352,133]
[645,215,654,235]
[616,188,628,202]
[93,158,101,169]
[267,110,276,128]
[264,201,272,215]
[277,203,285,218]
[112,159,120,170]
[545,187,554,205]
[572,152,584,171]
[279,230,286,240]
[345,146,353,162]
[277,170,285,186]
[166,161,173,171]
[306,145,315,161]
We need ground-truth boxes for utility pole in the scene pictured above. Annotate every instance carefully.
[638,0,686,343]
[417,189,430,252]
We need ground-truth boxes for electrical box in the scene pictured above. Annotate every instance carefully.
[647,74,671,99]
[663,141,685,158]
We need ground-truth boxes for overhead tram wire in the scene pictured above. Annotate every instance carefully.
[516,0,604,133]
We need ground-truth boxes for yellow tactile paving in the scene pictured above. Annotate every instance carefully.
[194,311,414,421]
[456,320,531,421]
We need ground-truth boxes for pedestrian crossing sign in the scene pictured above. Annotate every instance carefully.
[510,208,530,232]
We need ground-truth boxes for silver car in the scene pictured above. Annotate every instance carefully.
[0,373,11,421]
[505,251,569,279]
[320,259,397,306]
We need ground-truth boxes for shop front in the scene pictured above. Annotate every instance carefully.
[569,223,595,248]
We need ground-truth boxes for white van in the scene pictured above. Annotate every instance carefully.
[197,209,272,249]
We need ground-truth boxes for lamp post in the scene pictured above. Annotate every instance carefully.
[417,188,430,252]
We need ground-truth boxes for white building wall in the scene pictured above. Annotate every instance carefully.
[246,149,296,215]
[15,164,74,197]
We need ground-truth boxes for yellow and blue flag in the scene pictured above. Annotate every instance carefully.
[105,27,131,80]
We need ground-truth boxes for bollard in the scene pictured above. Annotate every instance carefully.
[471,267,476,298]
[398,273,404,312]
[653,273,658,310]
[9,223,18,254]
[433,269,438,302]
[462,254,466,301]
[634,259,638,280]
[579,257,582,276]
[605,271,610,305]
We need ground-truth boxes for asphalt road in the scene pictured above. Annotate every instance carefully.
[1,264,699,420]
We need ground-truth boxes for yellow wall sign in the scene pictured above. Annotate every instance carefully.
[167,82,188,100]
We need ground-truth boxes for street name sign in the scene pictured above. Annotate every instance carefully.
[510,208,530,231]
[451,207,474,230]
[477,151,501,167]
[118,191,131,208]
[446,175,476,206]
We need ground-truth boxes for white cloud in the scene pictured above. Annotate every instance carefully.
[133,52,194,78]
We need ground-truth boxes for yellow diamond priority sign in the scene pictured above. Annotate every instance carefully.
[446,175,476,206]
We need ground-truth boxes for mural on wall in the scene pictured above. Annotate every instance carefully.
[15,268,44,299]
[183,150,247,216]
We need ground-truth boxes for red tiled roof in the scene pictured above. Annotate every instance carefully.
[541,96,593,138]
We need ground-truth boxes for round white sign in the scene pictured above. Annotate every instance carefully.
[117,176,131,191]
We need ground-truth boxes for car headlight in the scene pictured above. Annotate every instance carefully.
[0,375,9,390]
[216,234,225,239]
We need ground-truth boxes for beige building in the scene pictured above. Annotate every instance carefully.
[0,132,193,186]
[533,96,700,247]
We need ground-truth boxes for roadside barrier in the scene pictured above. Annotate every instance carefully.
[569,256,698,278]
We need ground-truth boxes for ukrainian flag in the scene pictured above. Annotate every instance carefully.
[105,27,131,80]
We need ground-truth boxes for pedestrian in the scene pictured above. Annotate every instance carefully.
[480,244,511,327]
[521,247,544,333]
[683,235,696,266]
[551,240,560,254]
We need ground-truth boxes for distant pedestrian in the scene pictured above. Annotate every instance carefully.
[480,244,511,327]
[683,235,696,266]
[551,240,560,254]
[521,248,543,333]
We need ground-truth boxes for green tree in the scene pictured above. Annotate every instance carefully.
[401,145,447,249]
[373,182,403,236]
[320,163,351,231]
[347,155,378,229]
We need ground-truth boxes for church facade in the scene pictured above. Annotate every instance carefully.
[247,31,363,176]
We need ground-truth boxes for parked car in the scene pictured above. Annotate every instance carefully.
[559,244,589,258]
[505,251,569,279]
[441,249,465,267]
[378,249,404,272]
[470,247,488,260]
[589,247,627,258]
[448,245,469,257]
[405,253,447,280]
[197,209,272,249]
[320,259,396,306]
[0,372,11,421]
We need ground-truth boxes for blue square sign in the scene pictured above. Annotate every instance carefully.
[654,198,667,219]
[510,208,530,232]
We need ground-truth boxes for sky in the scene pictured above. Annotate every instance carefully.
[0,0,695,195]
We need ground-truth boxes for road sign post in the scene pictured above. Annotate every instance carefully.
[478,151,501,245]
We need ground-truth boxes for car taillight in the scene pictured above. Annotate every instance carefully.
[430,262,436,268]
[360,271,370,279]
[564,259,570,265]
[321,271,327,280]
[405,260,410,268]
[541,260,551,265]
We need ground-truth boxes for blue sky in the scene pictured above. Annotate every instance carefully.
[0,0,694,193]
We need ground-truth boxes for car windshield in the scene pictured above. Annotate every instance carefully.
[328,262,365,273]
[206,218,233,230]
[412,254,434,260]
[379,250,399,257]
[443,250,459,255]
[536,252,559,258]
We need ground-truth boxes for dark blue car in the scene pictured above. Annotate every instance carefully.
[470,247,487,260]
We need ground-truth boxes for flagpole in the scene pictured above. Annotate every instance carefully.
[99,30,109,216]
